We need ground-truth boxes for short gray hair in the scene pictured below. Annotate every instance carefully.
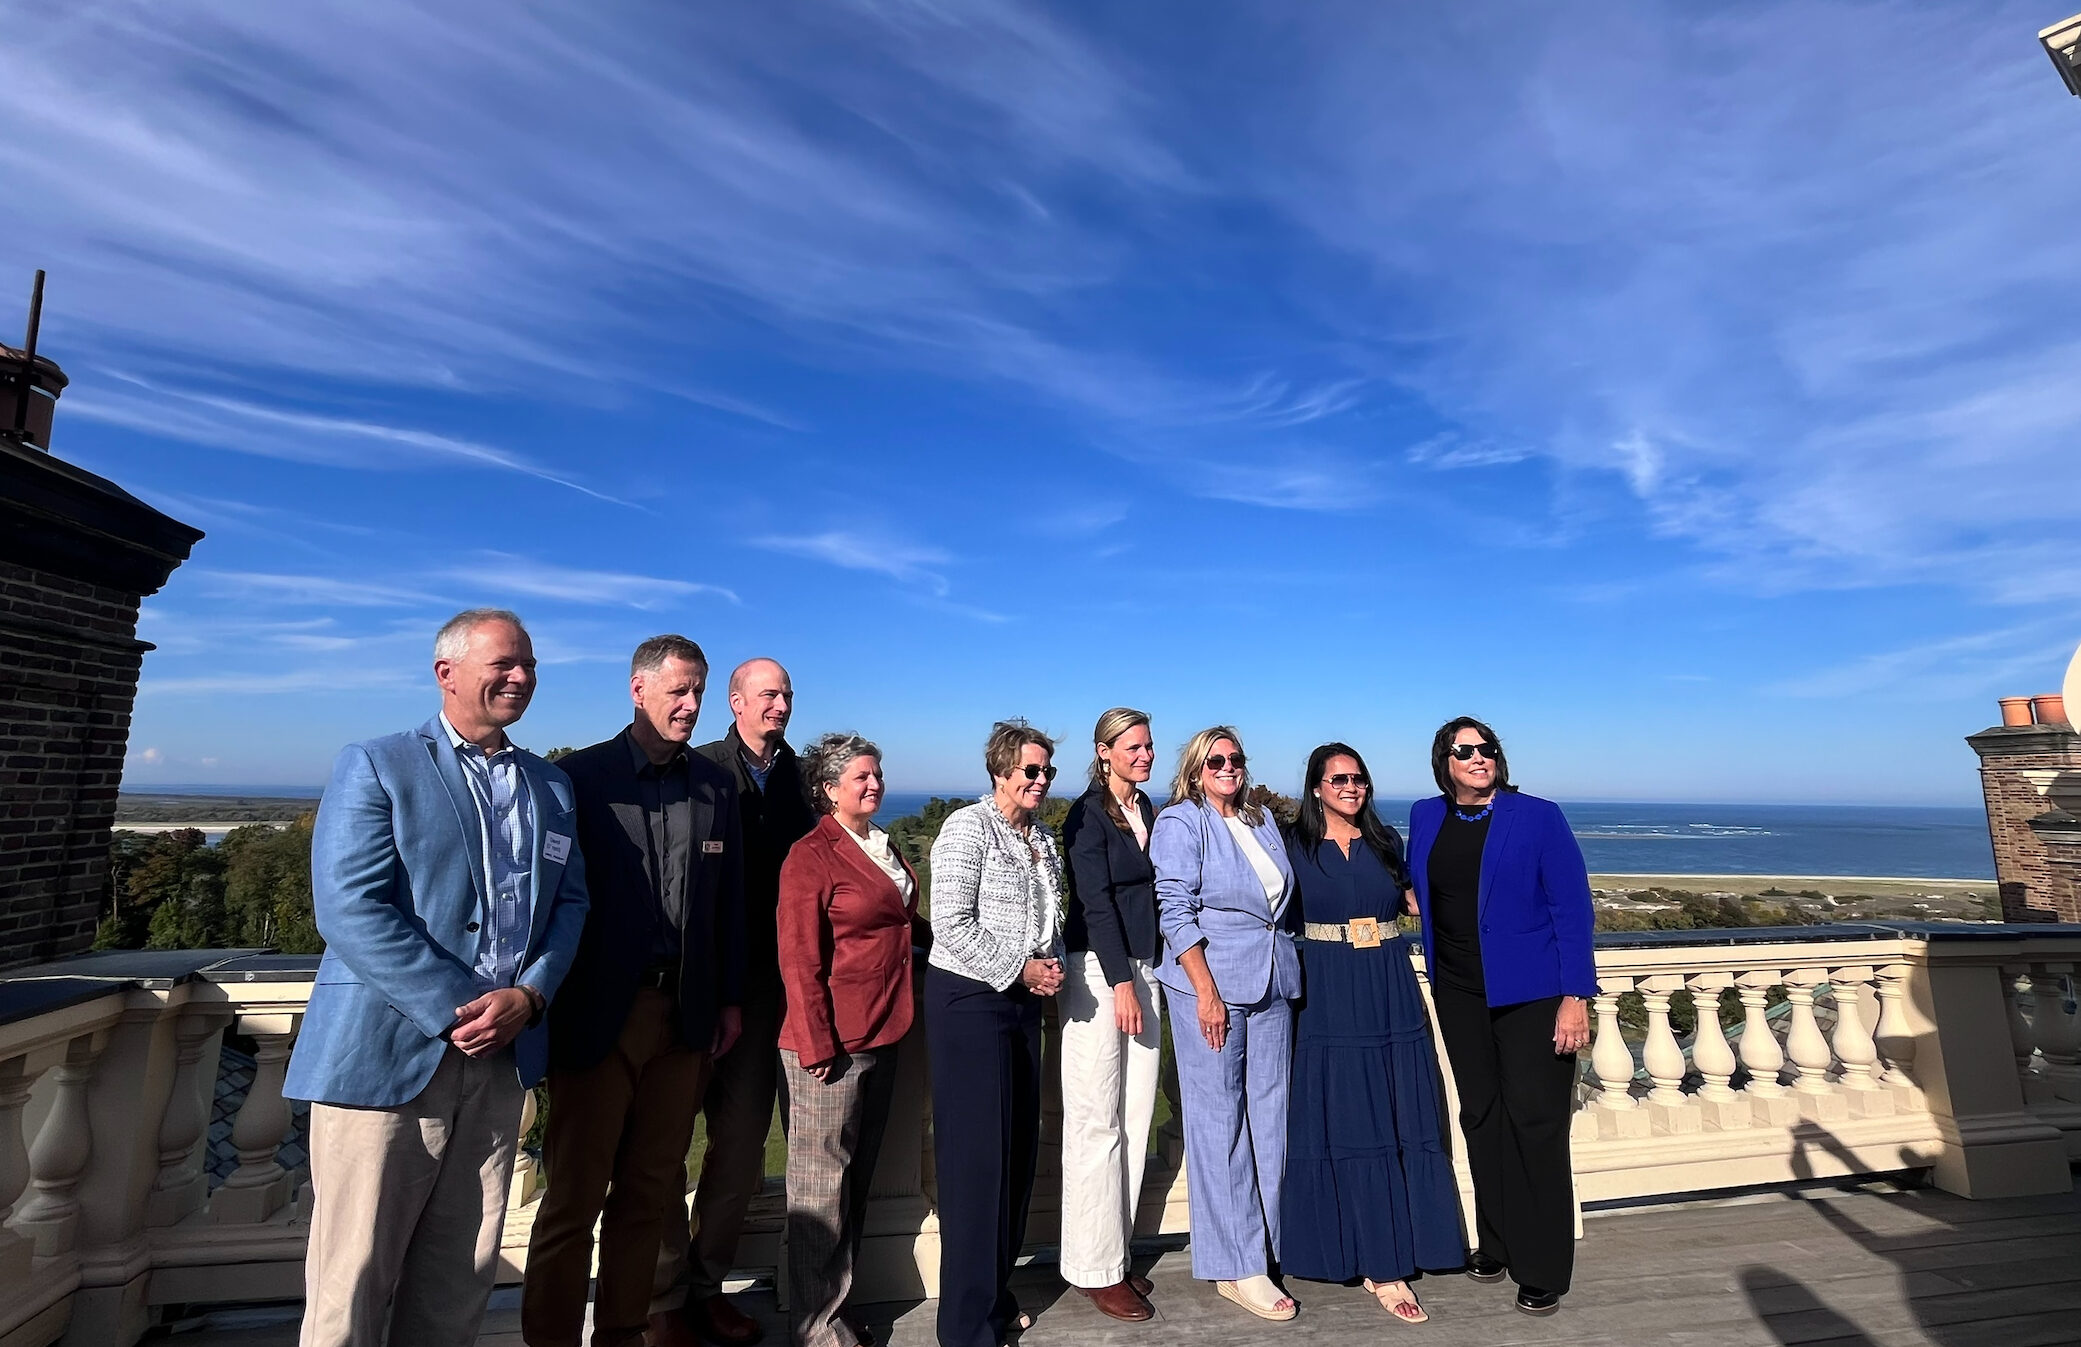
[799,731,881,815]
[631,634,708,678]
[434,608,526,662]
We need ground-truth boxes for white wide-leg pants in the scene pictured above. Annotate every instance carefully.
[1056,952,1164,1288]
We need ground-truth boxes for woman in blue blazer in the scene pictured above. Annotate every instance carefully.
[1405,717,1595,1318]
[1150,726,1301,1322]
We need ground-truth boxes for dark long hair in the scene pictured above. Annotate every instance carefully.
[1293,743,1410,889]
[1429,716,1517,798]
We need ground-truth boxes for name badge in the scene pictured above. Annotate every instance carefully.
[543,832,573,864]
[702,840,725,854]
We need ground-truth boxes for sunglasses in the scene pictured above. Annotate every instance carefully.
[1322,773,1370,789]
[1448,742,1500,762]
[1011,763,1058,782]
[1204,752,1247,772]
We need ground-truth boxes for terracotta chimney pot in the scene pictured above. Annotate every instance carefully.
[2000,696,2035,726]
[2032,693,2068,727]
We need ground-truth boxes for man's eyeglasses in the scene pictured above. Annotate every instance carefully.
[1448,742,1499,762]
[1322,773,1370,789]
[1013,763,1058,782]
[1204,752,1247,772]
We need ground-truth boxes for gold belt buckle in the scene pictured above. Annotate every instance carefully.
[1347,917,1382,949]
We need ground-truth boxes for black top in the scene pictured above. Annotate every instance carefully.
[695,724,817,994]
[626,734,691,964]
[549,727,746,1073]
[1061,785,1160,987]
[1427,804,1491,995]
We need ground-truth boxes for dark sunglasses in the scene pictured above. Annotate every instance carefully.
[1204,752,1247,772]
[1322,773,1370,789]
[1448,742,1499,762]
[1011,763,1058,782]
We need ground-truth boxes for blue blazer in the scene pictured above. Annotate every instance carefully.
[1150,799,1300,1007]
[1406,790,1598,1007]
[286,717,592,1107]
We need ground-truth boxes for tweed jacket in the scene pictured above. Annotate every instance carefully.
[926,798,1067,992]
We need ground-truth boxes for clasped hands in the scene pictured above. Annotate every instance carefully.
[448,986,536,1057]
[1020,956,1064,996]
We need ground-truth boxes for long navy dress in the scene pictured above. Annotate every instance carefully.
[1279,834,1465,1283]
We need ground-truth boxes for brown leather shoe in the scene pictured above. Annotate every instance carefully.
[688,1295,766,1346]
[839,1309,877,1347]
[1129,1273,1154,1297]
[1076,1280,1154,1322]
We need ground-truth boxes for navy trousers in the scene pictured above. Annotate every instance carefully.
[925,965,1043,1347]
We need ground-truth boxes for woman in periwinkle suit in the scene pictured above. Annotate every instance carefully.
[1150,726,1301,1322]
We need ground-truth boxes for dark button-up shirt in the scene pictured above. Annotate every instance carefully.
[626,731,691,964]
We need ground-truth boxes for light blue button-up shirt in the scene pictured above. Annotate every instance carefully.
[441,714,536,991]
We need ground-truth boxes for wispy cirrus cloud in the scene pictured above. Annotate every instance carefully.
[750,530,954,597]
[443,554,740,609]
[191,570,442,608]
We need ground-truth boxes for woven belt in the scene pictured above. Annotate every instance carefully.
[1300,918,1396,949]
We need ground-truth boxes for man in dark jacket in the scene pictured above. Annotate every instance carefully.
[672,657,816,1345]
[521,635,745,1347]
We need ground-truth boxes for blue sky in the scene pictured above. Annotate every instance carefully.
[6,1,2079,804]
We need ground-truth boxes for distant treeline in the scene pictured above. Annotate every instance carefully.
[116,793,320,825]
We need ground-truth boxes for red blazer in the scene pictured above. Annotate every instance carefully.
[777,815,926,1066]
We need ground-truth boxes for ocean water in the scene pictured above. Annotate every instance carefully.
[130,786,1997,880]
[876,793,1995,880]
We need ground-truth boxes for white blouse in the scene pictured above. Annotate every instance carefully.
[843,822,916,903]
[1121,789,1149,850]
[1222,813,1283,906]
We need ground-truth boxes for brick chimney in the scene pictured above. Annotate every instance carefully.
[1967,692,2081,923]
[0,274,204,966]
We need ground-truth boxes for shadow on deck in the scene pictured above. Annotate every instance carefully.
[155,1179,2081,1347]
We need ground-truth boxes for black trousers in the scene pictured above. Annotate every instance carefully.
[924,965,1043,1347]
[1430,984,1578,1295]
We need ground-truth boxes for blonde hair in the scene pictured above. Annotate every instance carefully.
[1168,725,1263,826]
[984,718,1055,779]
[1087,707,1150,833]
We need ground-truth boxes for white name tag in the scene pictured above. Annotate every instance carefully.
[543,832,572,864]
[702,839,725,854]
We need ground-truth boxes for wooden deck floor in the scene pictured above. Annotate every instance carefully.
[159,1180,2081,1347]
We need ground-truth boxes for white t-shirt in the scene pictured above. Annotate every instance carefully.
[843,822,916,903]
[1221,814,1283,905]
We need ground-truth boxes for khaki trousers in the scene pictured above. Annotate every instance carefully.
[300,1045,524,1347]
[525,989,711,1347]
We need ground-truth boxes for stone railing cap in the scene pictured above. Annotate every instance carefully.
[0,976,135,1027]
[201,953,324,982]
[0,949,271,989]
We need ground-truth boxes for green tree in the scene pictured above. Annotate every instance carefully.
[220,816,321,953]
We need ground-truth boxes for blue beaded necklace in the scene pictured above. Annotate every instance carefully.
[1452,799,1495,823]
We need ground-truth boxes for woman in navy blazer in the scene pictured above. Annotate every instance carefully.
[1150,726,1301,1322]
[1406,717,1595,1317]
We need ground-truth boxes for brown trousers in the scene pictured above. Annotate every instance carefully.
[524,990,711,1347]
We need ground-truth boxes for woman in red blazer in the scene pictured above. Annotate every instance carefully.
[778,732,929,1347]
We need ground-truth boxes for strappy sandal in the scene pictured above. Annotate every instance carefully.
[1363,1279,1428,1325]
[1216,1276,1298,1321]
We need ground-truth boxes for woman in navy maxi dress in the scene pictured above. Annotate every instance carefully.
[1280,743,1464,1322]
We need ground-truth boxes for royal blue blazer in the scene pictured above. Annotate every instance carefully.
[285,717,592,1108]
[1406,790,1598,1007]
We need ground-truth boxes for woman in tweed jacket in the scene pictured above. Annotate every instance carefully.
[926,720,1067,1347]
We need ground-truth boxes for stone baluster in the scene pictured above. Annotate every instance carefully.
[0,1056,40,1283]
[1687,973,1745,1129]
[510,1088,543,1208]
[2027,965,2081,1103]
[1827,967,1891,1117]
[1872,963,1918,1103]
[2003,965,2051,1105]
[213,1018,301,1224]
[1639,975,1699,1135]
[1587,979,1648,1138]
[149,1011,231,1227]
[1782,970,1848,1121]
[1737,970,1796,1126]
[13,1033,105,1256]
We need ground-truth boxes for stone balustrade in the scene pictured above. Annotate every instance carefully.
[0,924,2074,1347]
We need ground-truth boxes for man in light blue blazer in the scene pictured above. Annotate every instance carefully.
[286,608,590,1347]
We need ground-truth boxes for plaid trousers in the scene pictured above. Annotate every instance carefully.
[782,1045,899,1347]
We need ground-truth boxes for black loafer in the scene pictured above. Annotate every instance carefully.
[1515,1286,1562,1316]
[1465,1253,1507,1284]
